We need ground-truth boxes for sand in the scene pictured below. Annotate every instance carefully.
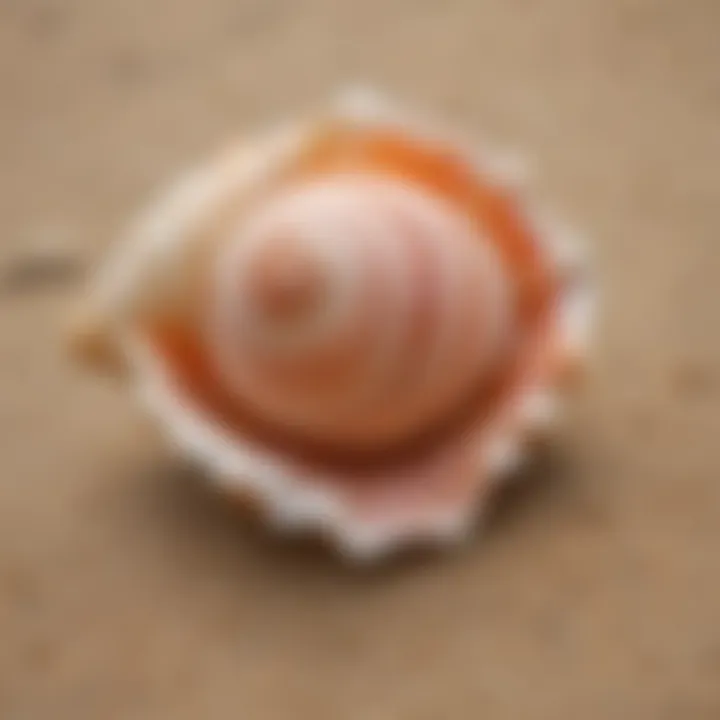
[1,1,719,717]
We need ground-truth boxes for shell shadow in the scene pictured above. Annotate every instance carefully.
[137,457,448,582]
[133,440,581,583]
[482,440,585,539]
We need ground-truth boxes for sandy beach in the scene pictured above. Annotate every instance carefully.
[1,1,719,717]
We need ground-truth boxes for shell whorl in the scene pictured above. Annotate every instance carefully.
[205,175,513,451]
[68,90,596,562]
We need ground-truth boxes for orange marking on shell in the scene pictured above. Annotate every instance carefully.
[290,125,554,325]
[141,123,558,471]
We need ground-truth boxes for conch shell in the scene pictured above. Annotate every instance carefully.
[68,88,595,561]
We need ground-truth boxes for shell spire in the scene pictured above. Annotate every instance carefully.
[244,238,329,325]
[68,87,596,562]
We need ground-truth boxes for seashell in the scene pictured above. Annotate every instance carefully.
[68,88,596,562]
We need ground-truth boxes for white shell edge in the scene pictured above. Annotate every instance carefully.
[130,337,477,563]
[85,120,315,333]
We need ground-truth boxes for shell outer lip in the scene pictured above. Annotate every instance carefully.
[130,335,479,563]
[76,84,597,563]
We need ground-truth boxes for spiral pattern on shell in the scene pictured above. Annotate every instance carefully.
[68,88,595,561]
[206,175,512,451]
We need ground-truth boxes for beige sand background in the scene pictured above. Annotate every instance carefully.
[1,0,719,717]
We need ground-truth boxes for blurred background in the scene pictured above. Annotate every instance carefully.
[1,1,719,718]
